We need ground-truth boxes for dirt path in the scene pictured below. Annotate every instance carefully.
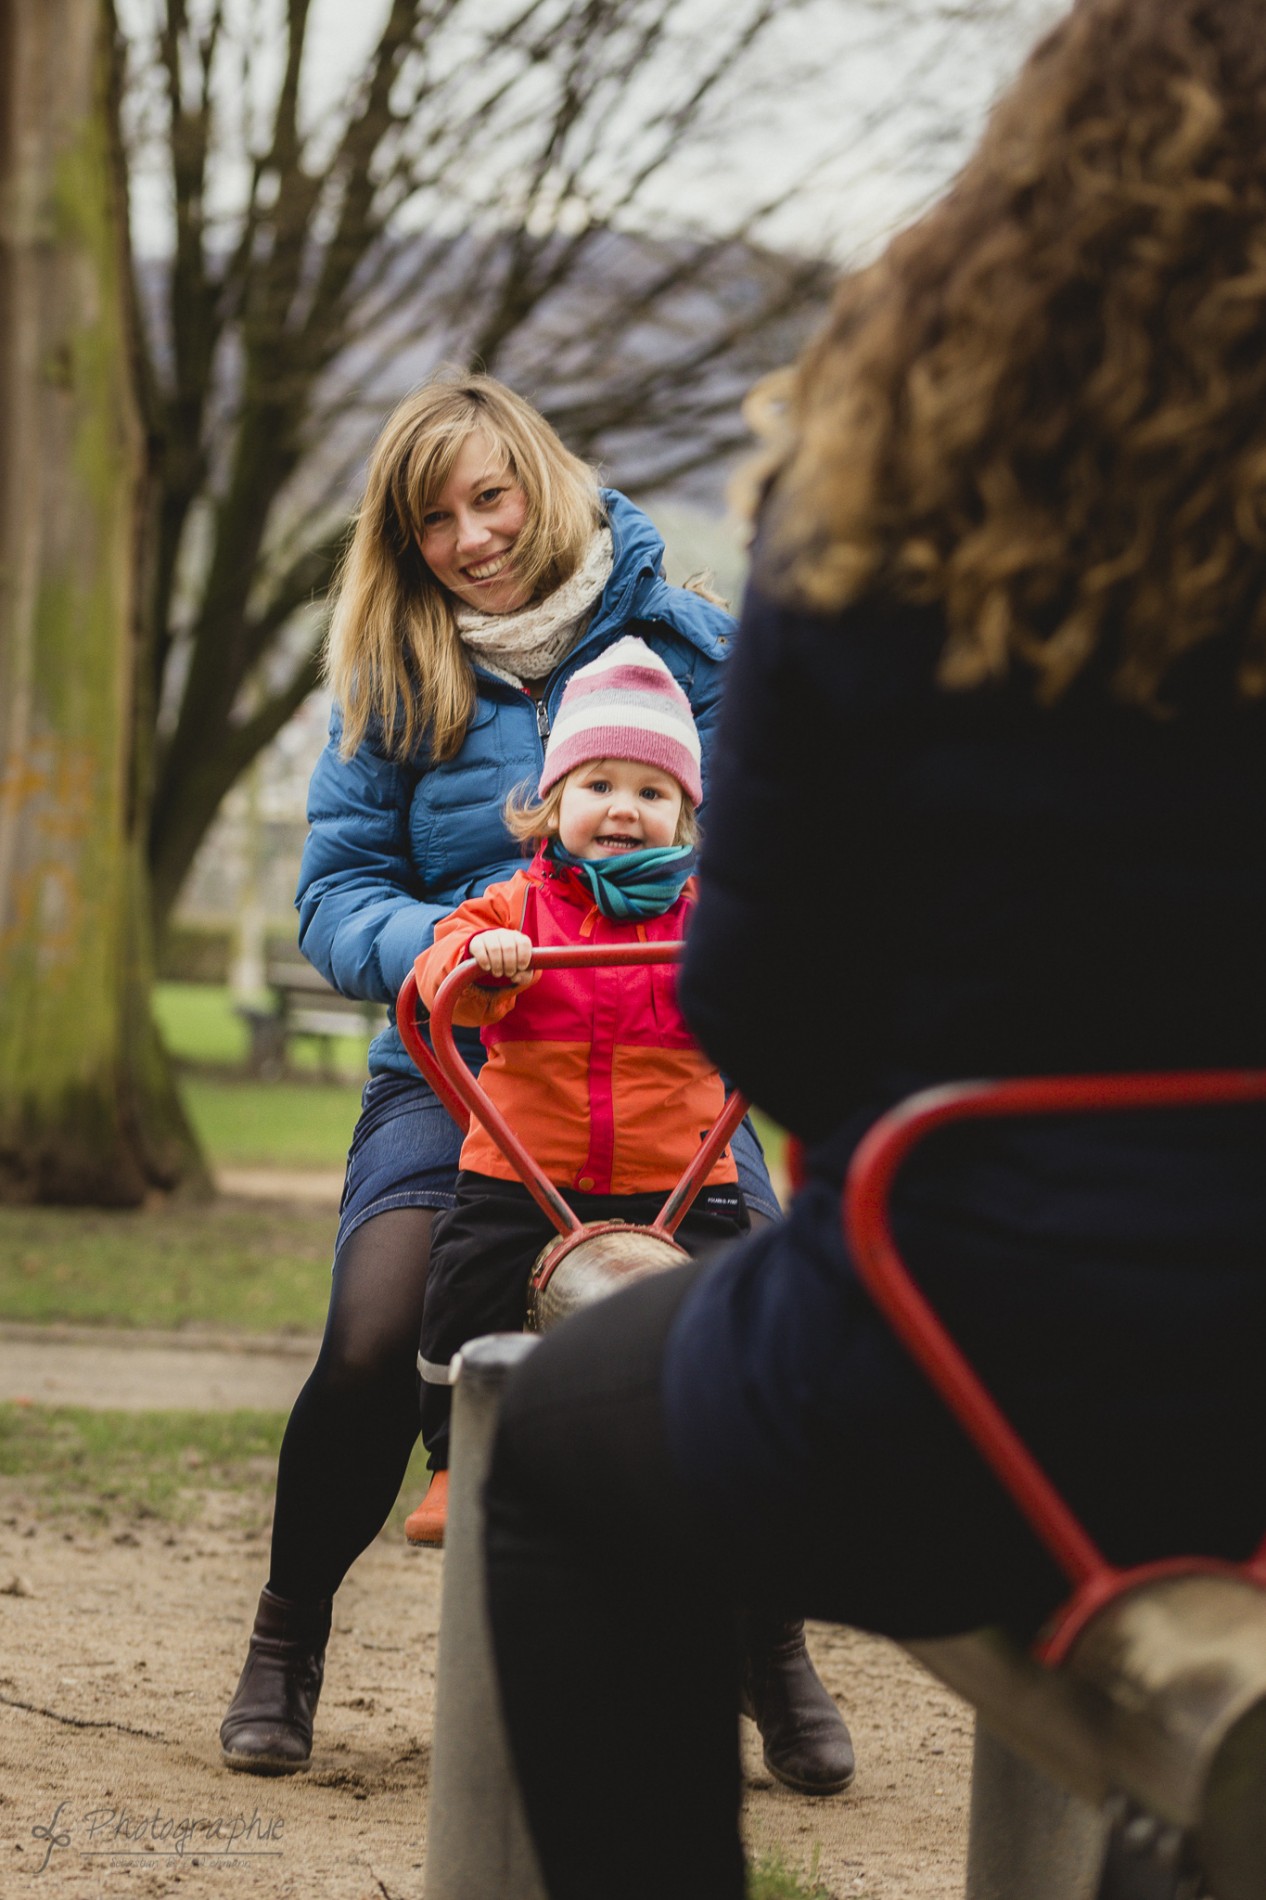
[0,1209,973,1900]
[0,1322,320,1413]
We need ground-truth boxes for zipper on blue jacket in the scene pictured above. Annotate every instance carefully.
[535,696,551,741]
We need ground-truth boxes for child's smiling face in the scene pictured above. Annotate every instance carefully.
[556,759,684,860]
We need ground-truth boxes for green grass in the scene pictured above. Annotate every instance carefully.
[0,1404,285,1521]
[749,1109,788,1200]
[0,1401,432,1529]
[0,1199,334,1331]
[0,985,361,1333]
[154,980,253,1066]
[155,980,377,1079]
[154,979,370,1172]
[179,1073,363,1169]
[387,1435,434,1535]
[748,1848,833,1899]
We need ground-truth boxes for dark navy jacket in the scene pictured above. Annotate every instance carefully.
[668,584,1266,1629]
[295,491,733,1078]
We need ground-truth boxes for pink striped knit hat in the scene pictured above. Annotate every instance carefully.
[539,636,702,806]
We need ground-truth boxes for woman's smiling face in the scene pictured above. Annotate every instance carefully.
[417,431,531,613]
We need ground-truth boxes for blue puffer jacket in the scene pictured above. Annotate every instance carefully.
[296,490,734,1078]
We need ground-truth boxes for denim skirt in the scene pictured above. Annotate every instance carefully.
[334,1071,781,1256]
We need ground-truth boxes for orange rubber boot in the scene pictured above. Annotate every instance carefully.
[404,1470,449,1547]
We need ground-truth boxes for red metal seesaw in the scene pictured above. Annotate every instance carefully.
[842,1069,1266,1664]
[396,945,750,1323]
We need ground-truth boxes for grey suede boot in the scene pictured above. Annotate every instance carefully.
[220,1587,332,1775]
[741,1615,856,1796]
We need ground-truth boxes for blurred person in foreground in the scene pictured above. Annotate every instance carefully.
[480,1,1266,1892]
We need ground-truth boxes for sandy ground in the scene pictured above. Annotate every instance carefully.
[0,1196,973,1900]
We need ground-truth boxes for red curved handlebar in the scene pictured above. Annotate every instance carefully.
[843,1070,1266,1660]
[396,945,750,1240]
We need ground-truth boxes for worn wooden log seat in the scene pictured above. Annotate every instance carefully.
[914,1581,1266,1900]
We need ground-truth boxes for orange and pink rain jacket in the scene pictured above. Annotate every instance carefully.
[412,848,738,1196]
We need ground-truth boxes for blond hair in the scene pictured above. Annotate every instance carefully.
[503,776,701,851]
[326,373,603,761]
[750,0,1266,711]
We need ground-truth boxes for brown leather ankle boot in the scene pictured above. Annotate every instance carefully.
[741,1614,856,1796]
[220,1587,332,1775]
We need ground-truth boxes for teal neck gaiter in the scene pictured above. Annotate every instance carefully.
[547,839,696,921]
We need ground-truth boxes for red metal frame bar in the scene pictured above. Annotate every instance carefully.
[397,943,750,1243]
[656,1084,751,1237]
[843,1070,1266,1661]
[396,971,472,1132]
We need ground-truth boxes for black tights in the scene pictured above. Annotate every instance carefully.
[268,1208,433,1602]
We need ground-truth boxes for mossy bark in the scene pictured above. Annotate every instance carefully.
[0,0,206,1203]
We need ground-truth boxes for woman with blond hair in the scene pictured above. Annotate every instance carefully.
[480,1,1266,1892]
[217,373,855,1787]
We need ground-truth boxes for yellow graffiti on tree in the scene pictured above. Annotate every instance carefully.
[0,738,101,978]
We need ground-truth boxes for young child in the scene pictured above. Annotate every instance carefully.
[404,637,749,1545]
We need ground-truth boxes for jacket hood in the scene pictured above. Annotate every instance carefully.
[593,489,733,664]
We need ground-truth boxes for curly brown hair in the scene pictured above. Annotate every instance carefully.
[753,0,1266,708]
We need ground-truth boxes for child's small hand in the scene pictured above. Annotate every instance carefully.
[469,929,534,986]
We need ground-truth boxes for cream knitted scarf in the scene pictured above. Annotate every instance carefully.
[455,528,614,687]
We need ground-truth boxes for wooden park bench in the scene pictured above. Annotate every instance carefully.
[236,951,378,1078]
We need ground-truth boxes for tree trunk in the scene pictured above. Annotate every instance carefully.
[0,0,206,1203]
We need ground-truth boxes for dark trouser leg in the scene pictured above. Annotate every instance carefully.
[269,1206,434,1598]
[718,1210,854,1794]
[419,1181,552,1471]
[420,1176,750,1470]
[484,1264,747,1900]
